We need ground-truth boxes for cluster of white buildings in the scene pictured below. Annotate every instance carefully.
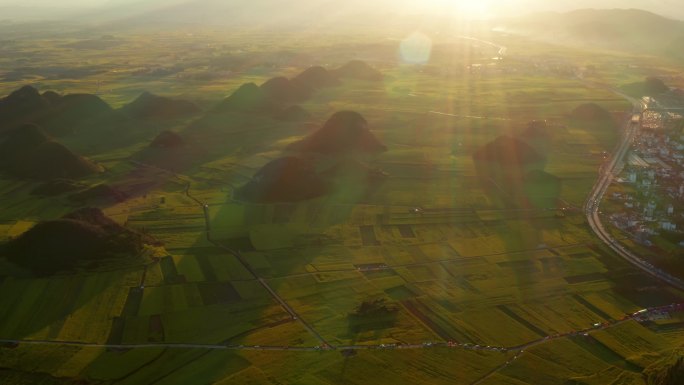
[609,99,684,245]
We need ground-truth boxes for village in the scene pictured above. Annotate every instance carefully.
[607,95,684,248]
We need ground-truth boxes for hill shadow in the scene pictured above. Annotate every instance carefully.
[0,209,158,342]
[473,120,565,292]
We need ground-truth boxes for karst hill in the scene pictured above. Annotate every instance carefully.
[289,111,387,155]
[235,156,328,203]
[0,124,102,180]
[0,85,113,136]
[1,208,160,274]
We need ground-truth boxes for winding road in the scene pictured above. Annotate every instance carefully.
[584,95,684,291]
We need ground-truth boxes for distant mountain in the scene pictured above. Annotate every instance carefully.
[0,6,88,22]
[503,9,684,59]
[80,0,421,30]
[81,0,324,27]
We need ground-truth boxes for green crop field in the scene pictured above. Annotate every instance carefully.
[1,12,683,385]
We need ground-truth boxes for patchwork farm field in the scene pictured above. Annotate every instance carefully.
[0,25,683,385]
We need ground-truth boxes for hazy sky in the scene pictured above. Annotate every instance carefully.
[1,0,683,20]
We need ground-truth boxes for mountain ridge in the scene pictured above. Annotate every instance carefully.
[501,8,684,59]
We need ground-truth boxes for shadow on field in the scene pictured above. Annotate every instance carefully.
[110,75,394,350]
[473,120,565,291]
[0,266,142,344]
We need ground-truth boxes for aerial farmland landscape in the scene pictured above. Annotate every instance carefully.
[0,1,683,384]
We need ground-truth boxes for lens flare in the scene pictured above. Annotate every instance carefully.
[400,32,432,64]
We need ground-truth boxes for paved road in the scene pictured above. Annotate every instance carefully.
[428,111,511,121]
[188,179,332,347]
[584,99,684,291]
[469,302,684,385]
[219,245,331,347]
[2,303,681,356]
[457,35,507,58]
[129,160,332,347]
